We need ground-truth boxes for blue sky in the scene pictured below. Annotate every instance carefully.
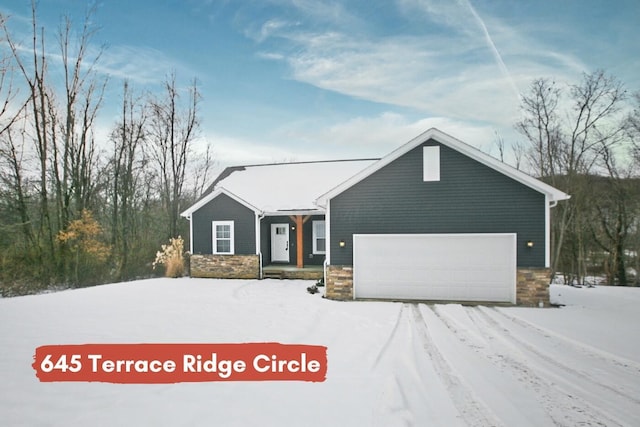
[2,0,639,168]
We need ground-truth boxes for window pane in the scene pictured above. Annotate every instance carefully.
[216,239,231,253]
[216,225,230,238]
[316,238,326,252]
[314,221,325,238]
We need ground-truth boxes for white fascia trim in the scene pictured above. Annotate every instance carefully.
[189,212,194,254]
[255,212,262,255]
[325,200,331,265]
[181,187,262,218]
[545,195,551,268]
[263,209,325,216]
[316,128,570,207]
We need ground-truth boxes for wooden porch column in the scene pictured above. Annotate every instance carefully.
[290,215,312,268]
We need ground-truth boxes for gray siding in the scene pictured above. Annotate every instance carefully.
[330,140,546,267]
[260,215,325,266]
[192,193,256,255]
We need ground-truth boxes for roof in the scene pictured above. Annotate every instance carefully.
[316,128,570,207]
[181,159,377,217]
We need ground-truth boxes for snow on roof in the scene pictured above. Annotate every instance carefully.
[184,159,377,216]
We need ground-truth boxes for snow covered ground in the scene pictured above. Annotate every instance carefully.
[1,278,639,426]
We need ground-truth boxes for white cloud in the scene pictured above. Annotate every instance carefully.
[257,52,286,61]
[245,18,296,43]
[284,0,358,27]
[253,0,588,131]
[96,45,194,85]
[206,132,303,166]
[309,114,497,156]
[0,7,192,87]
[277,33,522,124]
[206,112,499,169]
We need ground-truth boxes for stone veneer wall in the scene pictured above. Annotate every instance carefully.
[516,268,551,307]
[190,254,259,279]
[326,265,551,306]
[325,265,353,300]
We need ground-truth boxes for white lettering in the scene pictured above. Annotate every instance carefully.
[252,353,320,373]
[182,353,246,378]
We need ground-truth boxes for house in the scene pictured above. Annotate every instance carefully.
[181,159,377,279]
[181,128,569,305]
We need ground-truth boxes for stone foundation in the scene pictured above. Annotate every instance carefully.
[190,254,260,279]
[325,265,353,300]
[325,265,551,306]
[516,268,551,307]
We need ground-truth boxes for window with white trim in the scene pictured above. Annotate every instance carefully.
[212,221,234,254]
[312,220,326,254]
[423,145,440,181]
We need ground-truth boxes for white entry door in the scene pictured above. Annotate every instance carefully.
[270,224,290,262]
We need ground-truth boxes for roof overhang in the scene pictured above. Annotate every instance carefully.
[263,209,325,217]
[180,187,262,219]
[316,128,570,207]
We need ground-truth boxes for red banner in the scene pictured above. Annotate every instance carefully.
[33,343,327,383]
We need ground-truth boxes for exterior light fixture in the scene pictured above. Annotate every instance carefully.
[526,240,534,248]
[339,240,346,248]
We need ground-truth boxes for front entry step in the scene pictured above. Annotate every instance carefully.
[262,271,284,280]
[261,267,323,280]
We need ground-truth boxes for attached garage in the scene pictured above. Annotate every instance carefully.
[353,234,517,303]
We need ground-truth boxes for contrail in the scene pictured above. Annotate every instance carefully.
[462,0,521,101]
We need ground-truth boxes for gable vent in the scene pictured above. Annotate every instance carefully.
[423,146,440,182]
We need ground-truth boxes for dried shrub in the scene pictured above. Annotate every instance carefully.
[153,236,185,278]
[164,254,185,278]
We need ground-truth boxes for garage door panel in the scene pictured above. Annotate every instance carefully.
[353,233,516,303]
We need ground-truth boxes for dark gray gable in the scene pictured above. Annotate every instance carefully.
[191,193,255,255]
[330,139,546,267]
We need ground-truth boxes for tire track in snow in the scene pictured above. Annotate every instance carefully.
[491,307,640,373]
[479,307,640,408]
[231,280,257,300]
[371,304,421,426]
[372,303,405,369]
[464,306,626,426]
[412,304,503,427]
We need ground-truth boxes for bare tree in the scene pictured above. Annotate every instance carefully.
[2,2,57,282]
[0,122,34,248]
[1,2,106,285]
[589,146,635,285]
[517,78,563,179]
[628,92,640,166]
[625,91,640,285]
[491,130,525,170]
[148,74,201,238]
[109,80,147,280]
[517,70,628,283]
[53,9,106,230]
[0,14,32,247]
[188,142,215,201]
[0,14,25,136]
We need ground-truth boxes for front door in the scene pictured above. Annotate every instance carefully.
[270,223,289,262]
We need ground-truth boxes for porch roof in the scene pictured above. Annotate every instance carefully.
[183,159,376,217]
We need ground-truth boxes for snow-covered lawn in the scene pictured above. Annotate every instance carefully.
[1,279,639,426]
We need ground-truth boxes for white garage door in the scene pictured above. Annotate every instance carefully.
[353,233,516,303]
